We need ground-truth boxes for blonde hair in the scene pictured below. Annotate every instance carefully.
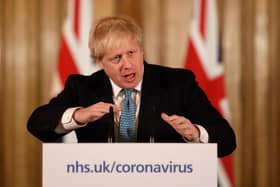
[88,16,143,60]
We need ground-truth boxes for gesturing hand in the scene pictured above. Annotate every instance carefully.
[161,113,200,142]
[73,102,120,125]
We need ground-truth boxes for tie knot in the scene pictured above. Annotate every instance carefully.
[123,89,133,97]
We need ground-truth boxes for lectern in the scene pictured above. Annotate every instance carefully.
[43,143,217,187]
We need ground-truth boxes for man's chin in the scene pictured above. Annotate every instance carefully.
[122,82,139,89]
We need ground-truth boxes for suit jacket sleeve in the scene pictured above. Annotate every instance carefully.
[27,75,81,142]
[181,71,236,157]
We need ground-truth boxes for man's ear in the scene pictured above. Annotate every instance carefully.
[95,59,103,69]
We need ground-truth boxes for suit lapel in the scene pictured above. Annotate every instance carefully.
[89,71,114,104]
[137,64,162,142]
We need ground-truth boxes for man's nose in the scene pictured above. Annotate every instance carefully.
[122,55,132,68]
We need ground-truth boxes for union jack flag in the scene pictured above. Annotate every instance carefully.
[184,0,234,186]
[51,0,99,142]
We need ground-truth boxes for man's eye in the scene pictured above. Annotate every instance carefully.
[127,50,135,56]
[110,55,121,63]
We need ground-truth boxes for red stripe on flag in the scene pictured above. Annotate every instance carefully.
[57,38,79,85]
[185,39,225,113]
[73,0,80,39]
[184,40,208,90]
[221,156,234,184]
[207,76,225,112]
[199,0,206,39]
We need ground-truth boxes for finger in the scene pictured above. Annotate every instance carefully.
[94,102,116,113]
[163,114,179,121]
[112,104,121,113]
[163,115,188,128]
[100,103,120,113]
[164,115,190,126]
[161,113,169,121]
[161,113,181,122]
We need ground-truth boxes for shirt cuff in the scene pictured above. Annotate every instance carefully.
[61,107,87,130]
[196,124,209,143]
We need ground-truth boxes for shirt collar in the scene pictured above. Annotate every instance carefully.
[110,79,142,97]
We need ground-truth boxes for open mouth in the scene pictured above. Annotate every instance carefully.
[123,73,136,82]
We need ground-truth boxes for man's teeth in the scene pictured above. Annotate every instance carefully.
[125,73,134,77]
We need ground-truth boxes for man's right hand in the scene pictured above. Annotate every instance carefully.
[73,102,120,125]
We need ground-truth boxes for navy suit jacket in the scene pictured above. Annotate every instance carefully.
[27,63,236,157]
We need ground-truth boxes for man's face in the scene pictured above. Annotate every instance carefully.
[96,35,144,89]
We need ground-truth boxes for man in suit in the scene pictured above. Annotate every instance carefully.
[27,16,236,157]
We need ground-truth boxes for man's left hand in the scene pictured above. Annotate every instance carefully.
[161,113,200,142]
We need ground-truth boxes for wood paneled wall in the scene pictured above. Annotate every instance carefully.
[1,0,279,187]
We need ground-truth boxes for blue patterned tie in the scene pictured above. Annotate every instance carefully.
[119,89,136,142]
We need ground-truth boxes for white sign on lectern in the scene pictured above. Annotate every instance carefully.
[43,143,217,187]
